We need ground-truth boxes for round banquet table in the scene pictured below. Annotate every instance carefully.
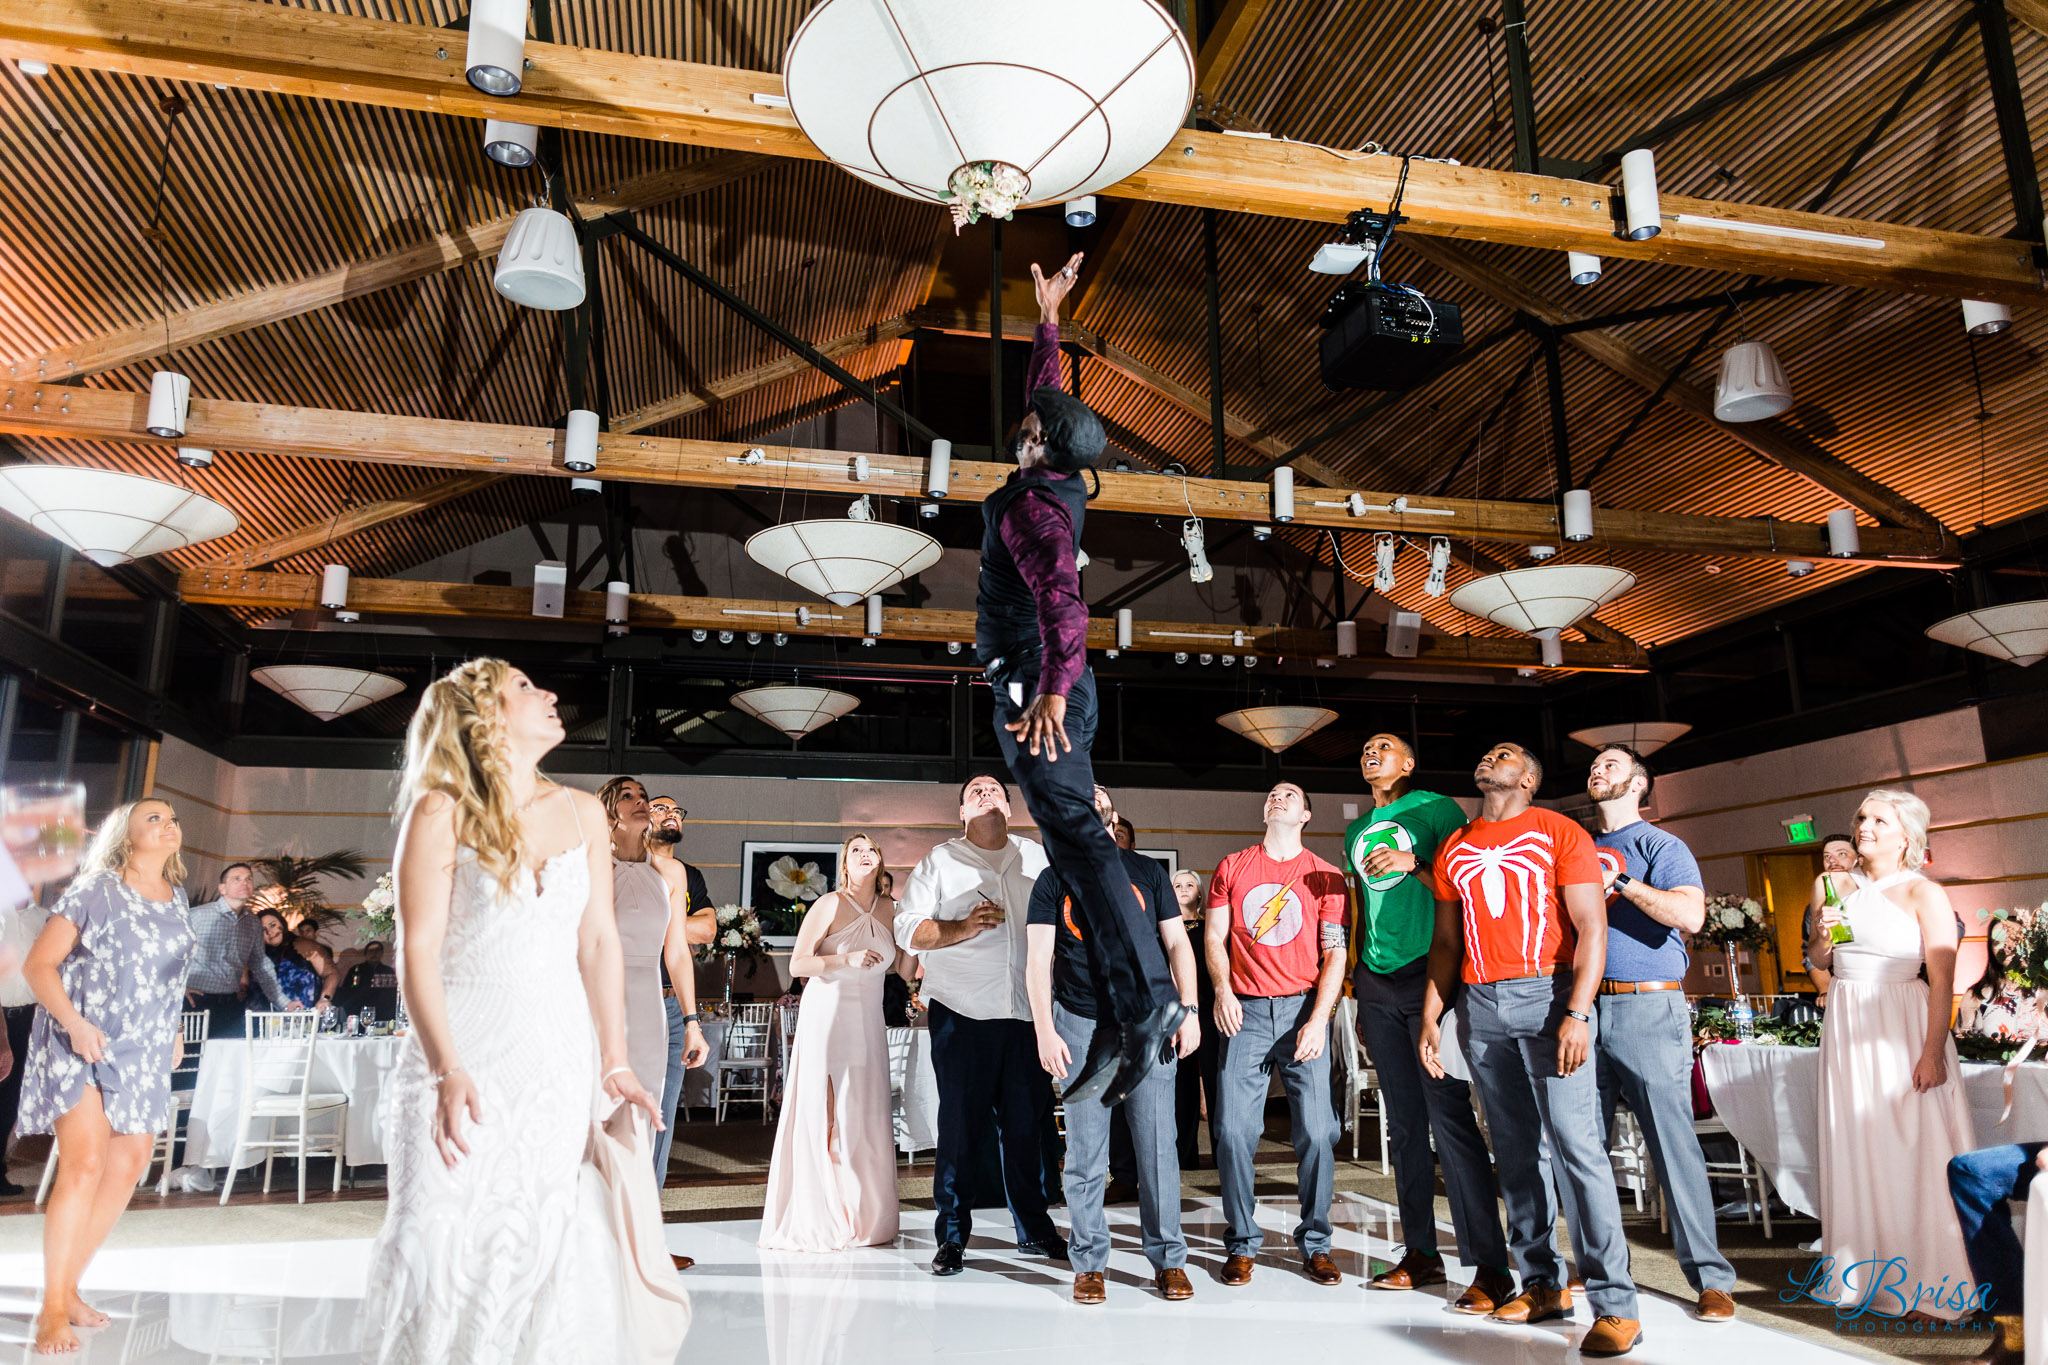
[1698,1042,2048,1219]
[681,1019,938,1153]
[182,1035,407,1171]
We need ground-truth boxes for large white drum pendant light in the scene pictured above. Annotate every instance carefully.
[493,207,585,311]
[250,665,405,721]
[0,465,238,566]
[782,0,1194,225]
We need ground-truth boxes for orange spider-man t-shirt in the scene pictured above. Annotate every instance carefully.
[1425,807,1603,984]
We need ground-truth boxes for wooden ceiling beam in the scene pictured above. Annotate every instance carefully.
[3,153,771,382]
[198,469,504,570]
[0,380,1959,567]
[175,568,1649,672]
[1397,236,1948,532]
[2009,0,2048,42]
[2,0,2036,305]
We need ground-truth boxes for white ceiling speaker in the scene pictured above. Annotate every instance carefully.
[745,517,942,606]
[465,0,527,96]
[1713,339,1794,422]
[1449,564,1636,635]
[1216,705,1339,754]
[484,119,539,169]
[730,685,861,741]
[1568,721,1694,756]
[783,0,1193,226]
[1567,252,1602,285]
[1963,300,2013,337]
[493,207,584,311]
[0,465,237,566]
[1620,148,1661,240]
[250,665,405,722]
[1925,602,2048,668]
[147,370,190,438]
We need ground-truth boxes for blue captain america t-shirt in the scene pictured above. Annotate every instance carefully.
[1594,819,1705,982]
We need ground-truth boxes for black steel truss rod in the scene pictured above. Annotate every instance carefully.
[614,219,944,447]
[1579,0,1925,177]
[1556,279,1819,333]
[1203,208,1228,477]
[1543,330,1571,500]
[1808,9,1973,212]
[1427,337,1546,497]
[1501,0,1540,174]
[1577,306,1732,490]
[1977,0,2048,266]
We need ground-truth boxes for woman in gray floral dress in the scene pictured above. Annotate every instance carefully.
[18,798,195,1355]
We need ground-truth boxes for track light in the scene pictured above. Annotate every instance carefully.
[176,447,213,469]
[1220,654,1235,667]
[920,502,940,519]
[1243,655,1257,669]
[691,629,707,643]
[605,581,630,636]
[563,409,599,473]
[1252,524,1272,541]
[1562,489,1593,541]
[1174,652,1189,665]
[532,560,566,619]
[1787,560,1814,577]
[1336,620,1357,657]
[1347,493,1367,517]
[1528,544,1557,560]
[1567,252,1602,285]
[718,630,734,645]
[774,633,788,645]
[1424,536,1451,596]
[1271,467,1295,523]
[1064,196,1097,227]
[1198,654,1214,666]
[465,0,527,96]
[147,371,190,438]
[1826,509,1860,558]
[1620,149,1661,241]
[746,631,762,646]
[569,477,600,502]
[1963,300,2013,337]
[1183,518,1214,584]
[483,119,538,169]
[926,438,951,498]
[1373,533,1397,592]
[947,641,962,655]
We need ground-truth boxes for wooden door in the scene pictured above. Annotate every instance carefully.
[1752,850,1824,994]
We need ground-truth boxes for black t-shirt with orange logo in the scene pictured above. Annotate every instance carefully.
[1027,848,1178,1020]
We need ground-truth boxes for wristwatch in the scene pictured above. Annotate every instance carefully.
[1564,1008,1591,1023]
[1611,871,1635,890]
[683,1012,705,1024]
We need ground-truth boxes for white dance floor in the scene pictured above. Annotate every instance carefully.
[0,1194,1879,1362]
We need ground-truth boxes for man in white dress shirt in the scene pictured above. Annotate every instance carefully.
[895,774,1067,1276]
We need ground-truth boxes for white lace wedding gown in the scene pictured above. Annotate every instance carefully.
[363,840,632,1364]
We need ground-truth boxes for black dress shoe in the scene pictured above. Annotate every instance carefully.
[1062,1023,1124,1107]
[932,1242,965,1276]
[1104,1002,1191,1106]
[0,1178,24,1198]
[1017,1236,1069,1262]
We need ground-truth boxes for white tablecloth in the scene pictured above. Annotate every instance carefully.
[183,1036,407,1171]
[1699,1043,2048,1218]
[680,1018,938,1153]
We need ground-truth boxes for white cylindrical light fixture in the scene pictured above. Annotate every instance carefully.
[18,60,50,77]
[1536,628,1564,668]
[1620,149,1661,241]
[865,593,883,637]
[147,371,191,438]
[1271,466,1295,523]
[1567,252,1602,285]
[465,0,526,96]
[1064,196,1097,227]
[1963,300,2013,337]
[175,447,213,469]
[319,564,350,610]
[563,408,599,473]
[1115,608,1132,650]
[1336,619,1358,657]
[570,477,600,501]
[927,438,951,498]
[1562,489,1594,541]
[483,119,539,169]
[1826,508,1860,558]
[604,580,630,624]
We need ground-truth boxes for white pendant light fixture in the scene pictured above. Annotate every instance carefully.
[1925,602,2048,668]
[465,0,527,96]
[1216,705,1339,754]
[745,514,942,606]
[1567,252,1602,285]
[493,206,584,311]
[782,0,1193,229]
[1962,300,2013,337]
[1568,721,1694,755]
[146,371,191,438]
[484,119,539,169]
[1712,339,1794,422]
[0,465,237,566]
[250,665,405,722]
[1620,149,1661,240]
[730,685,861,741]
[1449,563,1636,638]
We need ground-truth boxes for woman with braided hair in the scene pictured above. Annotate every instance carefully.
[361,660,682,1364]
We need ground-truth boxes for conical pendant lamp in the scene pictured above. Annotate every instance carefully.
[1568,722,1693,756]
[250,665,405,721]
[1448,564,1636,635]
[746,514,942,606]
[730,685,860,741]
[1925,602,2048,668]
[1216,705,1338,754]
[0,465,238,566]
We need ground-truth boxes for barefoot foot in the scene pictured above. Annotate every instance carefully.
[65,1294,108,1328]
[33,1306,79,1354]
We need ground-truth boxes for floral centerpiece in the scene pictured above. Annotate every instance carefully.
[1986,903,2048,989]
[943,160,1028,234]
[696,904,767,1002]
[1694,893,1771,1009]
[354,871,397,943]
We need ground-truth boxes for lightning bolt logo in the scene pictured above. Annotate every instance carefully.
[1252,879,1297,942]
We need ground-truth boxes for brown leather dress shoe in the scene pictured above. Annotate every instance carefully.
[1220,1254,1255,1286]
[1452,1266,1516,1315]
[1072,1271,1106,1305]
[1371,1250,1448,1291]
[1695,1289,1735,1322]
[1155,1267,1193,1300]
[1580,1316,1643,1357]
[1488,1281,1572,1324]
[670,1254,695,1271]
[1302,1252,1343,1286]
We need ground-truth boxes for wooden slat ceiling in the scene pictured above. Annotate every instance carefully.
[0,0,2043,657]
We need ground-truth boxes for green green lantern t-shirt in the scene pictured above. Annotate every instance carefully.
[1344,789,1470,974]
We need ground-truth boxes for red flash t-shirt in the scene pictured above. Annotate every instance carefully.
[1426,807,1603,985]
[1207,846,1348,998]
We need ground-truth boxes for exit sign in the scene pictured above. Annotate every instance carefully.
[1783,816,1818,845]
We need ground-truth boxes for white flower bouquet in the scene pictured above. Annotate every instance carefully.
[354,871,397,942]
[1693,893,1771,949]
[694,904,766,966]
[943,160,1028,234]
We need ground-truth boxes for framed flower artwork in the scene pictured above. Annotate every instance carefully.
[740,841,842,947]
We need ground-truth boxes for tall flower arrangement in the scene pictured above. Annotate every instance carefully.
[694,904,766,966]
[1693,894,1771,949]
[1987,903,2048,988]
[354,871,397,943]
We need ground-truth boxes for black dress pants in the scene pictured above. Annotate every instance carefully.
[927,1000,1059,1247]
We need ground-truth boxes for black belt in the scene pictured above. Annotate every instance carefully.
[3,1005,35,1017]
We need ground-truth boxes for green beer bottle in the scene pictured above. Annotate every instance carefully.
[1824,873,1853,945]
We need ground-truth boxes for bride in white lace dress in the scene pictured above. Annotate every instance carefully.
[363,659,681,1364]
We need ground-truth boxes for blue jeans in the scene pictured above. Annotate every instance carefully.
[1948,1143,2044,1317]
[1596,990,1735,1294]
[1460,974,1638,1319]
[1216,991,1338,1258]
[1054,1003,1184,1273]
[654,993,688,1182]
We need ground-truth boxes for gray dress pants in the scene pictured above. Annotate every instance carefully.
[1459,974,1639,1319]
[1216,991,1338,1259]
[1053,1002,1186,1273]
